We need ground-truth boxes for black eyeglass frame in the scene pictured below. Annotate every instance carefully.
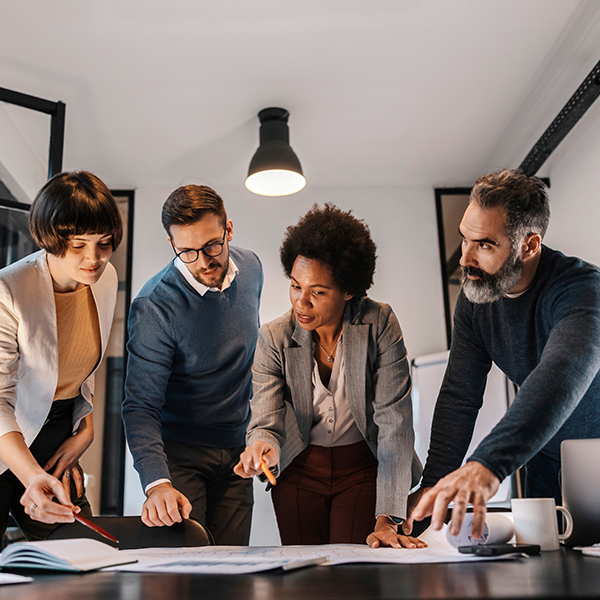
[171,229,227,263]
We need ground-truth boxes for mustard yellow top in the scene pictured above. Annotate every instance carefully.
[53,286,101,400]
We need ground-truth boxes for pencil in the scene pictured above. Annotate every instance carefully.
[74,513,119,544]
[260,458,277,486]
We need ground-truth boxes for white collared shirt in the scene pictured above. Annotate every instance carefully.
[309,338,363,447]
[174,255,238,295]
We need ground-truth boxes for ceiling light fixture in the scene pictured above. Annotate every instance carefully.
[245,107,306,197]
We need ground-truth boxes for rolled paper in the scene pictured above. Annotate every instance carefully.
[446,513,515,547]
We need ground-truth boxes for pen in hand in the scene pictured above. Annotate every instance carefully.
[260,457,277,486]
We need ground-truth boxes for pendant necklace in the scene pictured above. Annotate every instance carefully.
[314,332,342,363]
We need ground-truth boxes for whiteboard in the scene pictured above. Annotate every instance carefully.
[411,350,514,504]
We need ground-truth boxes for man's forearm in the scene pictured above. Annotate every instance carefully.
[421,390,480,487]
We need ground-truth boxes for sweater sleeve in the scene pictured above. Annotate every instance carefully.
[468,273,600,480]
[421,292,492,487]
[122,296,177,490]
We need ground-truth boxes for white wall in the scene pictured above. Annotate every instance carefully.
[125,183,448,543]
[543,100,600,266]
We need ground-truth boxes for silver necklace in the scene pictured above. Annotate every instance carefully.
[314,332,342,363]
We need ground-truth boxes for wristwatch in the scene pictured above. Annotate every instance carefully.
[377,514,404,525]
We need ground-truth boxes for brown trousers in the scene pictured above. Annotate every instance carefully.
[271,440,378,545]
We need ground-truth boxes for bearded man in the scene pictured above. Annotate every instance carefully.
[122,185,263,544]
[405,169,600,540]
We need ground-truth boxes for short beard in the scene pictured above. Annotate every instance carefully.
[190,247,229,289]
[193,263,227,288]
[461,249,523,304]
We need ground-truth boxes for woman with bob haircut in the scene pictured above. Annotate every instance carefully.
[0,171,122,540]
[235,204,424,548]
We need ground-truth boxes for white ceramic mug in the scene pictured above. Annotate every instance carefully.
[446,512,515,547]
[511,498,573,551]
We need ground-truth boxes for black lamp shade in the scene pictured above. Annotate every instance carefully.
[245,108,306,196]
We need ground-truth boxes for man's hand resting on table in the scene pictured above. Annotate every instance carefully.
[410,461,500,539]
[142,482,192,527]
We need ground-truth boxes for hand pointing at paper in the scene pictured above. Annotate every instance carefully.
[234,441,279,480]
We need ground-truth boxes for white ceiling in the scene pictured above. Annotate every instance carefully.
[1,0,600,193]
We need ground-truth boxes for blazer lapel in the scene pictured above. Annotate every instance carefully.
[283,322,314,439]
[35,251,60,373]
[90,263,117,355]
[344,303,370,434]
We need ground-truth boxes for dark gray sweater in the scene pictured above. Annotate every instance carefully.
[422,246,600,487]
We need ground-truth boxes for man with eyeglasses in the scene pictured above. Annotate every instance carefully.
[122,185,263,545]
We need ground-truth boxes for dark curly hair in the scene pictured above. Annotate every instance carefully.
[280,203,377,297]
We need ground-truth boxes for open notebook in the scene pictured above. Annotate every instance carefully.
[0,538,137,572]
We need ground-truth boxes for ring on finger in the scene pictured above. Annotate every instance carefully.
[31,503,37,515]
[64,471,71,479]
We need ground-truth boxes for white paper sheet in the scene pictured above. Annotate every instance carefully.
[106,525,518,574]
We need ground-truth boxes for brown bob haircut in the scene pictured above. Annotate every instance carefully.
[161,185,227,235]
[28,171,123,257]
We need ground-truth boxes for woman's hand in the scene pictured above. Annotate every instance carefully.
[0,431,78,523]
[234,441,278,478]
[56,462,85,499]
[20,472,79,524]
[44,414,93,499]
[366,515,428,549]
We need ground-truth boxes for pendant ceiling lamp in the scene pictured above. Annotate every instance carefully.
[245,107,306,197]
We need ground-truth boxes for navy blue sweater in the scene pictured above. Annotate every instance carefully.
[422,246,600,487]
[122,247,263,489]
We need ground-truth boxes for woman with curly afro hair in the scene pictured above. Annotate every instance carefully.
[235,204,424,548]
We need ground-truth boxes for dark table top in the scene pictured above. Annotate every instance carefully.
[1,547,599,600]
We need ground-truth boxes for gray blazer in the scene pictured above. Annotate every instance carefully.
[246,296,422,518]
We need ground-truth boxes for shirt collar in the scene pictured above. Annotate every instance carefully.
[175,255,238,296]
[503,287,529,299]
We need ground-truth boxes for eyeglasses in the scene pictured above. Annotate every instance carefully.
[171,229,227,263]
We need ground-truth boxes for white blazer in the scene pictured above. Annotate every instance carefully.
[0,250,118,475]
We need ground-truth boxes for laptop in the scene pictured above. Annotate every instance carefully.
[561,439,600,547]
